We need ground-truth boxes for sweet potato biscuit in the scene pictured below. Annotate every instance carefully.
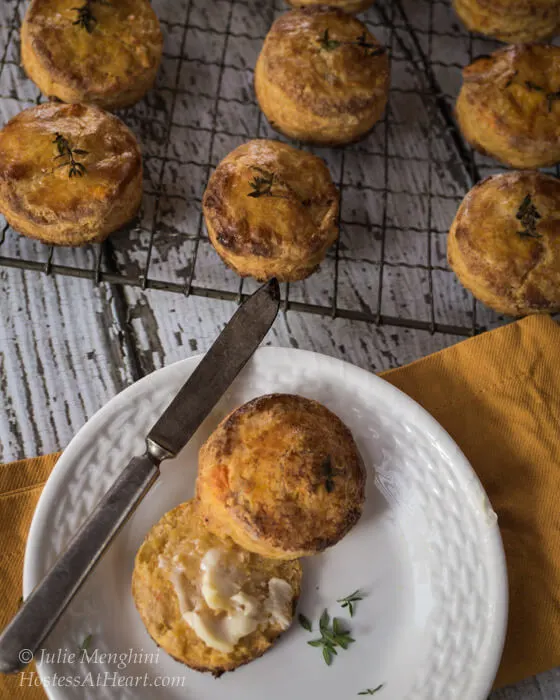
[197,394,367,560]
[255,7,390,145]
[456,44,560,169]
[448,171,560,316]
[132,500,302,675]
[453,0,560,42]
[21,0,163,110]
[203,139,339,281]
[0,102,142,245]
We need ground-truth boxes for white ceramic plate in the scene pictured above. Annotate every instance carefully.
[24,347,508,700]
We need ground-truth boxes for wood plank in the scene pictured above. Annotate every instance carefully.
[121,286,464,376]
[0,270,136,462]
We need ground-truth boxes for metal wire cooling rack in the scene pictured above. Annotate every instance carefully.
[0,0,547,336]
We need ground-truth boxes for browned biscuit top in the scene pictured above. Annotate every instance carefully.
[197,394,366,556]
[471,0,560,12]
[450,171,560,313]
[203,139,338,268]
[461,44,560,148]
[23,0,162,97]
[259,7,389,118]
[0,102,141,225]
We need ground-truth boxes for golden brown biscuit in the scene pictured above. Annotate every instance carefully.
[448,171,560,316]
[203,139,339,281]
[0,102,142,246]
[197,394,366,560]
[132,500,302,675]
[285,0,376,14]
[21,0,163,110]
[456,45,560,169]
[255,7,389,145]
[453,0,560,42]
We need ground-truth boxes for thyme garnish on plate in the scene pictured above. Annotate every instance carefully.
[298,613,312,632]
[53,133,88,178]
[337,589,365,617]
[307,610,355,666]
[317,29,386,57]
[322,454,335,493]
[78,633,93,653]
[358,685,384,695]
[516,193,542,239]
[72,0,109,33]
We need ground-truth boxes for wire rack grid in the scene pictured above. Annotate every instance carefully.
[0,0,544,337]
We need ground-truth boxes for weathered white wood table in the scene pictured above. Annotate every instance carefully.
[0,0,558,696]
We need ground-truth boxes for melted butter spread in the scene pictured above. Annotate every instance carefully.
[160,548,293,653]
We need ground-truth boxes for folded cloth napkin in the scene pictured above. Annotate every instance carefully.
[1,315,559,697]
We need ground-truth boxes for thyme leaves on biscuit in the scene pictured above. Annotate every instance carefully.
[337,589,365,617]
[317,29,386,57]
[247,167,296,202]
[53,132,88,178]
[248,168,275,198]
[322,454,335,493]
[72,0,109,33]
[547,91,560,112]
[504,70,517,88]
[355,33,386,57]
[516,194,542,239]
[307,609,355,665]
[358,686,384,695]
[525,80,544,92]
[318,29,341,52]
[523,80,560,113]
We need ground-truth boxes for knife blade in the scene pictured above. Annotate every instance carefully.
[0,278,280,674]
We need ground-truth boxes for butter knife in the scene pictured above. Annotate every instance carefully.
[0,278,280,674]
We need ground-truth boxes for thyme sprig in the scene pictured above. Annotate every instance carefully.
[298,613,312,632]
[247,167,297,201]
[318,28,341,51]
[78,634,93,653]
[355,33,386,57]
[53,132,88,178]
[307,610,355,665]
[523,80,560,113]
[337,589,365,617]
[504,70,517,88]
[516,193,542,239]
[547,91,560,112]
[248,167,274,198]
[317,29,386,57]
[525,80,544,92]
[72,0,109,33]
[322,454,335,493]
[358,686,384,695]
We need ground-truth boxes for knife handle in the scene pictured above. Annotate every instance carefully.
[0,453,160,674]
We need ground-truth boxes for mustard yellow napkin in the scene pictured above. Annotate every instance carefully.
[0,454,59,699]
[1,315,559,696]
[383,315,560,689]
